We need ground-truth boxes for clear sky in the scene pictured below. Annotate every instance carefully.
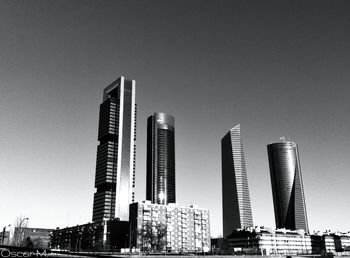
[0,0,349,237]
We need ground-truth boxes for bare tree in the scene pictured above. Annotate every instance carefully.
[155,223,167,252]
[139,221,153,252]
[139,221,167,253]
[12,216,29,247]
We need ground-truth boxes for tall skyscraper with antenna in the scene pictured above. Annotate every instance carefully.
[267,139,309,233]
[222,124,253,237]
[92,76,136,222]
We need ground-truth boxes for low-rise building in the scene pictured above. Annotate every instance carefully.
[324,234,336,253]
[50,219,129,252]
[211,237,225,254]
[13,227,53,249]
[340,233,350,251]
[226,227,311,255]
[129,201,210,253]
[323,231,350,254]
[0,231,11,245]
[259,228,311,255]
[224,227,350,256]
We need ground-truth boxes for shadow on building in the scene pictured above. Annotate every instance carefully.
[49,219,129,252]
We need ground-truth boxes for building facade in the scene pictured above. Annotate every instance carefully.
[50,220,129,252]
[146,113,175,205]
[224,227,311,255]
[258,228,311,255]
[12,227,53,249]
[267,139,309,233]
[222,124,253,237]
[92,76,136,222]
[322,231,350,254]
[219,228,350,256]
[340,233,350,251]
[129,201,210,253]
[0,231,10,245]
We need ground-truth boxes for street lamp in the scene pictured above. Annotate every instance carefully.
[19,218,29,228]
[2,224,11,245]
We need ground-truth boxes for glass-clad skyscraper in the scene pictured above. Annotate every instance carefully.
[267,139,309,233]
[222,124,253,237]
[92,76,136,222]
[146,113,175,205]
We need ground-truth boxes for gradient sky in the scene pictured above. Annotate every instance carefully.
[0,0,349,237]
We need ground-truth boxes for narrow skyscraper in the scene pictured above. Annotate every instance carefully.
[92,76,136,222]
[222,124,253,237]
[267,138,309,233]
[146,113,175,205]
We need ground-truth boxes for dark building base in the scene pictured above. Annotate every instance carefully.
[50,219,129,252]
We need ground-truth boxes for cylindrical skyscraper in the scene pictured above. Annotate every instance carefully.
[267,139,309,233]
[146,113,175,205]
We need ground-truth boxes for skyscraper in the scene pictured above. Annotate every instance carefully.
[221,124,253,237]
[267,138,309,233]
[146,113,175,205]
[92,76,136,222]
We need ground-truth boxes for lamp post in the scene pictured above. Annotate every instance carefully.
[19,218,29,227]
[2,224,11,245]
